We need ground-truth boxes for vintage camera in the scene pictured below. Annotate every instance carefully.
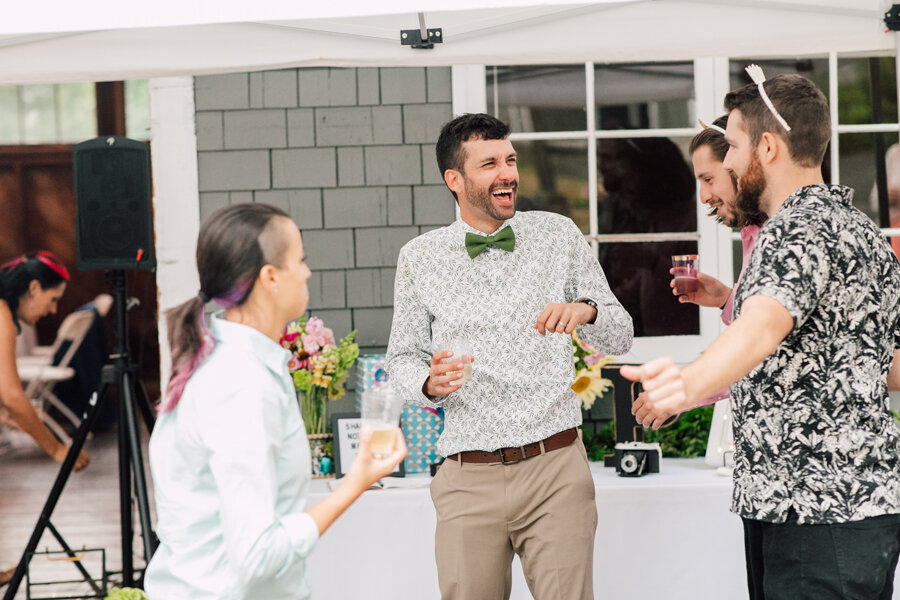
[614,441,661,477]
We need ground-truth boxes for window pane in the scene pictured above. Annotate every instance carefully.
[57,82,96,143]
[0,87,20,144]
[599,241,700,337]
[515,139,589,232]
[729,58,829,104]
[595,62,694,130]
[486,65,586,132]
[20,85,56,144]
[840,133,900,253]
[597,136,696,234]
[125,79,151,140]
[837,57,897,125]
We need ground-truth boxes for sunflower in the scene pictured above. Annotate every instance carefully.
[571,366,612,410]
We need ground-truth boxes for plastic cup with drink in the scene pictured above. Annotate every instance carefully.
[360,382,404,458]
[671,254,699,296]
[442,338,473,386]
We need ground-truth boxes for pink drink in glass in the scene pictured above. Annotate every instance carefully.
[672,255,699,295]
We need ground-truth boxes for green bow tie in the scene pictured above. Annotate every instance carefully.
[464,226,516,259]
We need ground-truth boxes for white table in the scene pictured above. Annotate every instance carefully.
[307,458,750,600]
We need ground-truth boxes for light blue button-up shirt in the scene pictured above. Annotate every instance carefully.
[145,316,319,600]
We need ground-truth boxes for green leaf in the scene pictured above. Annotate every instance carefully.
[583,407,715,460]
[643,406,714,458]
[582,420,616,461]
[105,587,148,600]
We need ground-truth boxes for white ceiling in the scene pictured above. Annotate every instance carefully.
[0,0,891,85]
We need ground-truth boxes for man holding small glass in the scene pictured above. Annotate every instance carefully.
[387,113,632,600]
[669,114,767,321]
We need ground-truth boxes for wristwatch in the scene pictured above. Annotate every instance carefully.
[575,297,598,324]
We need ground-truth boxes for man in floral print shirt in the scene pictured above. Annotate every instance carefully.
[623,73,900,599]
[387,114,632,600]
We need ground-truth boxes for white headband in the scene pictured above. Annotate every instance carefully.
[745,64,792,133]
[697,117,726,135]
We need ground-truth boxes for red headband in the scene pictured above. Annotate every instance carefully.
[34,251,70,281]
[0,257,25,272]
[1,252,70,281]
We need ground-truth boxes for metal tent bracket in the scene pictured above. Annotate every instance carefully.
[400,12,443,49]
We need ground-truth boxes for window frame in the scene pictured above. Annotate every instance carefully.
[452,53,900,365]
[453,60,729,364]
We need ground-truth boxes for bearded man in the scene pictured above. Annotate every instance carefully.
[623,71,900,599]
[673,114,767,323]
[387,113,632,600]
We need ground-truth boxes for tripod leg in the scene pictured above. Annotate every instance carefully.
[120,370,158,566]
[132,372,156,435]
[117,379,134,588]
[46,521,103,595]
[2,384,110,600]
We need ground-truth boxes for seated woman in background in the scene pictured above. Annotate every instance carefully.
[145,203,407,599]
[0,251,90,470]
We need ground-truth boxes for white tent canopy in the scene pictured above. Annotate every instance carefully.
[3,0,899,387]
[0,0,892,85]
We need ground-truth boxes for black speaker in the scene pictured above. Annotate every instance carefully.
[73,136,156,271]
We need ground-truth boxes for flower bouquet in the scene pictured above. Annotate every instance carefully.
[570,331,615,410]
[280,316,359,435]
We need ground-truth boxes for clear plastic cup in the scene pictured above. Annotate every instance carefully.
[360,382,403,457]
[442,338,473,385]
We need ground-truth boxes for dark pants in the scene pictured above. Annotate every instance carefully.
[743,510,900,600]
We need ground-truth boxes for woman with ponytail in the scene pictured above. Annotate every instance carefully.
[145,203,406,599]
[0,251,89,471]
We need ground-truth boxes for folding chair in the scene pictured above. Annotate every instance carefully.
[16,309,97,443]
[17,294,111,364]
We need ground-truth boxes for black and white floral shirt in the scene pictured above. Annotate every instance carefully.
[733,184,900,524]
[386,211,633,456]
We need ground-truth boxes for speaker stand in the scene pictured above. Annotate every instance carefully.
[3,270,158,599]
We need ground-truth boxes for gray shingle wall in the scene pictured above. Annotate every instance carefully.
[195,67,455,360]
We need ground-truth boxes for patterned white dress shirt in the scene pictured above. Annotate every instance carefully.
[387,211,633,456]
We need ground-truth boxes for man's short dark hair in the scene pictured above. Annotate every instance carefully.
[689,115,729,162]
[724,73,830,168]
[436,113,510,182]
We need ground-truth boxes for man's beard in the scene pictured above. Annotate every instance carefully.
[706,202,739,229]
[735,153,767,220]
[708,171,766,229]
[465,178,517,222]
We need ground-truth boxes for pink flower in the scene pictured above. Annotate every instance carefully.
[306,317,335,346]
[287,356,302,371]
[301,317,336,354]
[584,352,606,367]
[301,334,322,354]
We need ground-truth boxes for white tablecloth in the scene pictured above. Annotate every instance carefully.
[308,457,900,599]
[306,458,749,600]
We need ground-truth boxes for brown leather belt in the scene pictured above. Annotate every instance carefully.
[446,428,578,465]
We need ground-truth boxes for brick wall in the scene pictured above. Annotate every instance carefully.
[194,67,455,410]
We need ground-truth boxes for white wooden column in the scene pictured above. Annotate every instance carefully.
[149,76,200,402]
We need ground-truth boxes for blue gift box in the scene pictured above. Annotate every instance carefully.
[354,354,444,473]
[401,405,443,474]
[355,354,389,396]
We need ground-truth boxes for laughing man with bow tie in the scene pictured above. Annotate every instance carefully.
[386,113,633,600]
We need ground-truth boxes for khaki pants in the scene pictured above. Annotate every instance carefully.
[430,437,597,600]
